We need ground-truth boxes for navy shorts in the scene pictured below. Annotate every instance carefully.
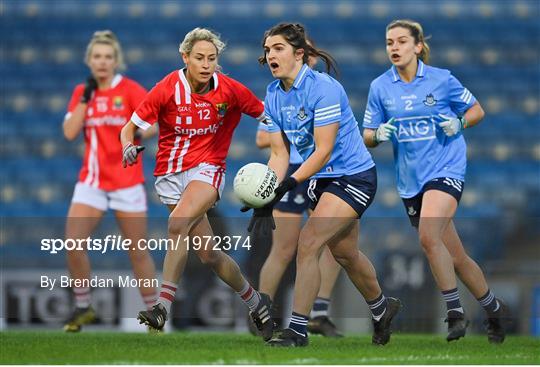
[402,177,464,227]
[274,163,310,214]
[307,166,377,218]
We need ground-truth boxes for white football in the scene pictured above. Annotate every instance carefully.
[233,163,278,208]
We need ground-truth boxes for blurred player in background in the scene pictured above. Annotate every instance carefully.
[121,28,275,340]
[62,30,157,332]
[362,19,509,343]
[254,38,343,338]
[245,23,401,347]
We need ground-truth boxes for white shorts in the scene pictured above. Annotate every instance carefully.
[71,182,147,212]
[154,163,226,205]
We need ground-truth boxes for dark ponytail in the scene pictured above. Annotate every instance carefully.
[259,23,338,76]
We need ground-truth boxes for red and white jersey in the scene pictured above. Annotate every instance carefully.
[131,69,265,176]
[66,74,147,191]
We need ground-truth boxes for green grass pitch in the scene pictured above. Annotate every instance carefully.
[1,331,539,364]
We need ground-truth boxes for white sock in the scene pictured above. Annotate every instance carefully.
[236,281,261,312]
[73,286,91,308]
[157,280,177,313]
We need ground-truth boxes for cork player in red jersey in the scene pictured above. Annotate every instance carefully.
[62,30,157,332]
[121,28,275,340]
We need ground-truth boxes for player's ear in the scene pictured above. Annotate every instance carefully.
[294,47,305,62]
[414,42,422,57]
[181,50,189,65]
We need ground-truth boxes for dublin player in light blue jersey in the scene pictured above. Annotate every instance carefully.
[256,120,343,338]
[363,20,509,343]
[252,38,343,339]
[243,23,401,347]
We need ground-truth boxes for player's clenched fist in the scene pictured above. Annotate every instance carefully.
[122,143,145,167]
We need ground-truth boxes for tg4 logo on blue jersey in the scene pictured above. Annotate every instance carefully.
[285,127,314,155]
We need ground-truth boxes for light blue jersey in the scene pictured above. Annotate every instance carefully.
[363,60,476,198]
[266,64,374,179]
[258,121,303,164]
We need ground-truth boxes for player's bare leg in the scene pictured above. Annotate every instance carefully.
[275,195,353,347]
[329,223,376,296]
[251,211,301,336]
[64,203,104,332]
[165,181,216,283]
[137,182,210,329]
[137,181,214,330]
[442,220,488,298]
[188,202,274,340]
[419,191,457,291]
[317,247,341,300]
[138,181,273,338]
[115,210,157,311]
[258,209,343,337]
[307,243,343,337]
[293,196,354,315]
[259,210,302,299]
[420,190,469,341]
[191,214,247,291]
[442,220,509,343]
[269,193,399,346]
[327,220,400,345]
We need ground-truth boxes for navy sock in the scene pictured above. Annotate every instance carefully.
[478,289,500,315]
[367,293,388,321]
[442,288,463,314]
[311,297,330,318]
[288,312,308,337]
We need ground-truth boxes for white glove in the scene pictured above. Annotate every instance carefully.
[122,143,145,167]
[438,114,467,137]
[374,117,397,143]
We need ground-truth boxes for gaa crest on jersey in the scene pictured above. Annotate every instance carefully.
[177,105,192,116]
[215,103,228,118]
[423,93,437,107]
[113,96,124,110]
[297,106,307,121]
